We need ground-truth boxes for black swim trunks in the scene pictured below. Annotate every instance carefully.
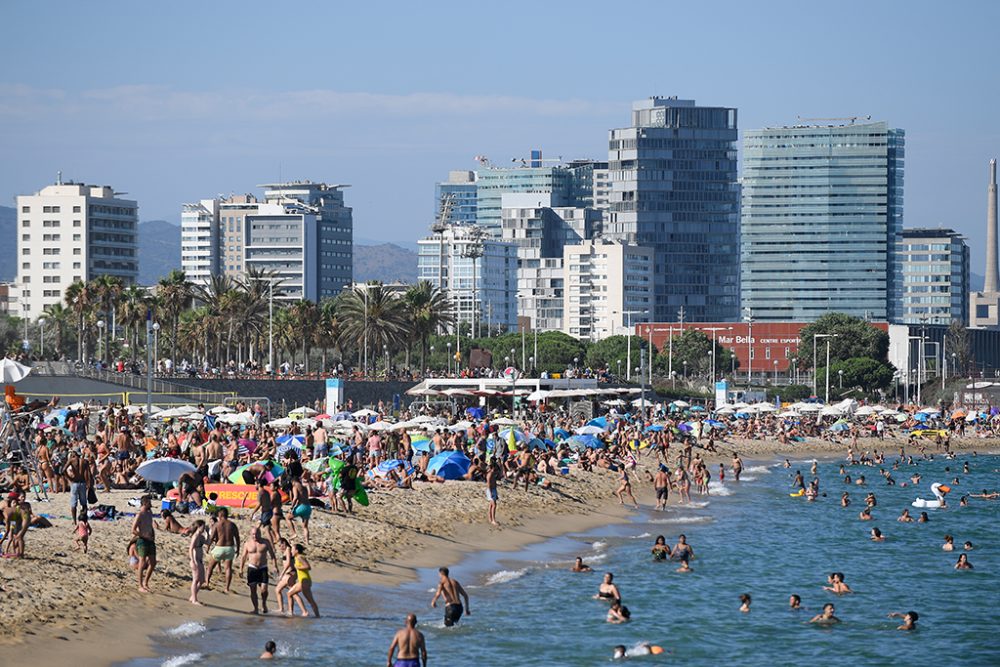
[444,602,464,627]
[656,487,668,500]
[259,510,273,525]
[247,565,269,586]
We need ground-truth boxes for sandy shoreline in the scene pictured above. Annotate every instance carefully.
[4,435,994,666]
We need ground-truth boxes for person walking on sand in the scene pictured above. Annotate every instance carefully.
[387,613,427,667]
[431,567,470,627]
[286,543,320,617]
[486,460,500,526]
[188,519,208,605]
[131,495,156,592]
[241,526,278,615]
[615,468,639,509]
[206,506,240,593]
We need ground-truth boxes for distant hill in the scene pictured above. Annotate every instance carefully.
[138,219,182,285]
[0,205,15,281]
[353,243,418,284]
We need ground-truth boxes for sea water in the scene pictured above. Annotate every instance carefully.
[121,453,1000,666]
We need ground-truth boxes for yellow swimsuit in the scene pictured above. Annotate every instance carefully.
[295,556,311,583]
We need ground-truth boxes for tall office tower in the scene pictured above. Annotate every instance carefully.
[435,171,478,225]
[741,119,905,322]
[475,150,582,236]
[181,194,260,288]
[969,159,1000,328]
[898,228,969,325]
[500,193,601,331]
[417,224,518,332]
[606,97,740,324]
[15,179,138,320]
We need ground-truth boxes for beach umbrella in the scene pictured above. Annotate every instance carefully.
[677,423,693,432]
[829,422,850,432]
[715,406,735,415]
[524,437,550,451]
[352,408,379,418]
[587,416,609,429]
[427,451,472,480]
[912,412,928,422]
[855,406,876,416]
[288,406,319,418]
[566,434,603,451]
[704,419,725,428]
[575,424,606,436]
[266,417,296,428]
[218,412,253,425]
[670,400,690,408]
[734,412,750,419]
[553,428,571,441]
[689,406,707,412]
[645,424,664,432]
[911,423,929,430]
[491,417,519,427]
[276,434,305,447]
[136,458,196,484]
[410,435,433,453]
[498,427,529,443]
[304,457,333,474]
[237,438,258,456]
[368,458,415,478]
[229,460,285,484]
[951,409,967,420]
[465,407,485,420]
[0,359,31,384]
[208,406,234,414]
[448,420,473,433]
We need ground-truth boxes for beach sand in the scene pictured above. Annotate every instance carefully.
[1,433,989,666]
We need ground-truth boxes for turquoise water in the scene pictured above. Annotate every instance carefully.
[123,452,1000,667]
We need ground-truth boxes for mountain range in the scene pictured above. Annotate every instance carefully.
[0,205,418,286]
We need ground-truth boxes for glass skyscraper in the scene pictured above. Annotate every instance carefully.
[898,228,969,325]
[740,121,905,321]
[435,171,478,225]
[606,97,740,323]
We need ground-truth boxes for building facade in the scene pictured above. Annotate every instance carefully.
[605,97,740,323]
[563,240,653,341]
[180,181,352,299]
[417,224,518,332]
[15,181,138,319]
[969,159,999,328]
[740,120,905,322]
[898,228,969,326]
[435,171,478,225]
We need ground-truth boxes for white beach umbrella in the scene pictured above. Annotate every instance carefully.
[218,412,253,425]
[366,421,394,432]
[491,417,519,427]
[448,421,473,432]
[575,425,606,435]
[671,400,690,408]
[156,405,202,419]
[854,406,876,416]
[798,404,823,413]
[778,410,801,417]
[716,406,735,414]
[208,406,234,415]
[0,359,31,384]
[819,406,843,416]
[288,406,318,417]
[352,408,379,417]
[752,403,776,412]
[136,458,196,484]
[267,417,295,428]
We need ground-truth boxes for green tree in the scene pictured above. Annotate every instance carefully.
[474,331,587,375]
[40,303,70,360]
[584,335,646,375]
[946,319,971,376]
[657,329,737,377]
[91,275,124,363]
[404,281,454,372]
[797,313,889,369]
[65,279,96,361]
[338,283,407,372]
[817,357,896,394]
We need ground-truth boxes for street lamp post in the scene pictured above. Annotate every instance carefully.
[153,322,160,374]
[838,369,843,389]
[813,333,837,398]
[38,318,45,358]
[702,326,733,383]
[268,278,273,375]
[429,345,434,373]
[145,310,153,415]
[824,335,836,405]
[447,342,452,375]
[907,335,924,406]
[683,359,688,380]
[616,309,647,382]
[97,320,105,366]
[773,359,778,382]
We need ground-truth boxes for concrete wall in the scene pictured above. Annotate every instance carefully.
[167,378,418,412]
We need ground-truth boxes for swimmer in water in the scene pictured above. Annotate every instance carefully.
[613,643,664,660]
[887,610,918,631]
[859,508,873,521]
[671,534,694,563]
[942,535,954,551]
[841,492,850,507]
[955,553,973,570]
[789,594,802,610]
[918,512,930,523]
[823,572,853,595]
[595,573,621,602]
[606,601,631,624]
[739,593,751,613]
[897,508,914,522]
[964,541,974,551]
[675,553,692,573]
[571,557,593,572]
[870,527,885,542]
[651,535,671,562]
[810,603,841,625]
[260,640,276,660]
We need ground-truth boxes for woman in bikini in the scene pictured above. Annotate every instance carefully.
[286,544,320,617]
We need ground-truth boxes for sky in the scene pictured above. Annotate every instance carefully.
[1,0,999,270]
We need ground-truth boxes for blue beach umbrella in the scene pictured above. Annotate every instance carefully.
[645,424,664,432]
[427,451,472,480]
[369,458,415,478]
[689,406,707,412]
[587,416,609,430]
[677,423,693,432]
[829,422,850,432]
[911,423,929,430]
[525,437,550,451]
[566,434,603,451]
[410,435,434,453]
[704,419,724,428]
[553,428,571,441]
[913,412,928,422]
[498,427,529,443]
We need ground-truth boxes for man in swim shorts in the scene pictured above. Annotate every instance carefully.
[387,613,427,667]
[131,495,156,592]
[241,526,277,614]
[430,567,470,627]
[206,507,241,593]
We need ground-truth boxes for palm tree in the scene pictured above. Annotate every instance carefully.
[404,280,454,372]
[239,266,282,365]
[64,280,95,361]
[158,270,192,367]
[117,285,153,362]
[290,299,320,373]
[315,298,342,372]
[196,274,238,367]
[338,283,407,374]
[40,303,70,360]
[91,275,124,363]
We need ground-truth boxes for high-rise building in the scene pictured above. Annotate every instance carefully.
[417,224,518,332]
[180,181,352,300]
[605,97,740,324]
[15,180,138,319]
[740,120,905,322]
[435,171,478,225]
[500,193,600,331]
[970,159,1000,328]
[898,228,969,325]
[563,239,653,341]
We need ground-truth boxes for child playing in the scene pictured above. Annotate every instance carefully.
[75,515,92,553]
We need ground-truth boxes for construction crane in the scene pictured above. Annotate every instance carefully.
[431,193,455,290]
[796,115,871,124]
[460,225,487,338]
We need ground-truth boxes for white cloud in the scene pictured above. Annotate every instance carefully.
[0,84,618,122]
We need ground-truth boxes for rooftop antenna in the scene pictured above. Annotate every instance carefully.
[57,171,62,185]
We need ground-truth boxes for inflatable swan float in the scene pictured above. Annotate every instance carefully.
[912,483,950,509]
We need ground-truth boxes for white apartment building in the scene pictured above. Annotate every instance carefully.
[181,198,221,287]
[563,239,653,341]
[15,181,138,320]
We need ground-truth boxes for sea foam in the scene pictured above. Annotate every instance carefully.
[165,622,206,638]
[649,516,713,525]
[707,482,733,496]
[162,654,203,667]
[485,568,528,586]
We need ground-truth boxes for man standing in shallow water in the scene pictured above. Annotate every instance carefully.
[431,567,470,627]
[131,495,156,593]
[387,613,427,667]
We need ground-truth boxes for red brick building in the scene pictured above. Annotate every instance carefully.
[635,321,889,374]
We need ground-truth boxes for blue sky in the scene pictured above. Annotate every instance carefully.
[1,1,998,270]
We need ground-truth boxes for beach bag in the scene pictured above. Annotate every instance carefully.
[87,486,98,505]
